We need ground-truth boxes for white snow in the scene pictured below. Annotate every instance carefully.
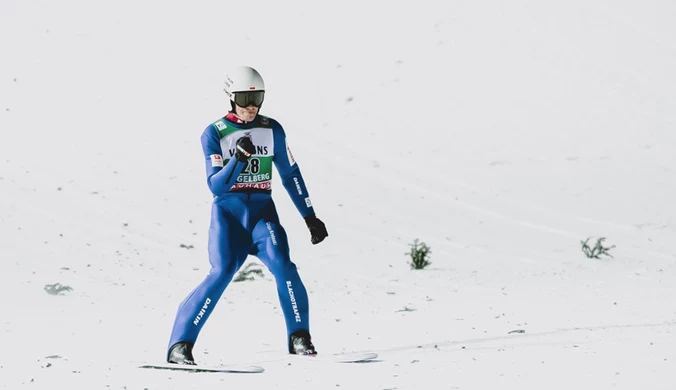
[1,0,676,389]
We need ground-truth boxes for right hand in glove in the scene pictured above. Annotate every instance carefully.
[235,136,256,162]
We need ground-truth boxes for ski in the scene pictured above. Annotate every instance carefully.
[307,351,379,363]
[254,351,379,365]
[138,362,265,374]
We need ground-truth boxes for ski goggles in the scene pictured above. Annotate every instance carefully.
[233,91,265,108]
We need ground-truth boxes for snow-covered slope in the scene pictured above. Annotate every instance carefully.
[1,0,675,389]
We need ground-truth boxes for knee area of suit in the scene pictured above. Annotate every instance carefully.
[285,261,299,273]
[209,263,239,285]
[270,261,300,280]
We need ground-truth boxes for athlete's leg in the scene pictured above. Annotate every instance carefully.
[167,200,250,357]
[250,201,310,340]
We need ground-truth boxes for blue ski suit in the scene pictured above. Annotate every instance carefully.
[167,112,316,355]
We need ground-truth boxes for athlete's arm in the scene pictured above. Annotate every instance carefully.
[272,123,316,218]
[201,125,247,197]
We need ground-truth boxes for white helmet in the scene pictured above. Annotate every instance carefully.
[223,65,265,101]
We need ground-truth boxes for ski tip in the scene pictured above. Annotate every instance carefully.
[334,352,379,363]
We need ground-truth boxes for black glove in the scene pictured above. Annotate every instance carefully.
[304,214,328,245]
[235,136,256,162]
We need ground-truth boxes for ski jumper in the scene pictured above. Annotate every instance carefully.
[167,112,316,355]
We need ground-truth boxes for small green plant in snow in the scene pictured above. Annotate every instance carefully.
[234,263,265,282]
[406,239,432,270]
[581,237,616,259]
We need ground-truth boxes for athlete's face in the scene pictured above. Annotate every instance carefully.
[234,103,259,122]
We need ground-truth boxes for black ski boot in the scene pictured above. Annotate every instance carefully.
[289,330,317,355]
[167,341,196,365]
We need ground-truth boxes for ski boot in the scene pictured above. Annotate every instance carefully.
[289,330,317,355]
[167,341,196,365]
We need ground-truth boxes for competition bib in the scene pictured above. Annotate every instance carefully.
[213,118,275,191]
